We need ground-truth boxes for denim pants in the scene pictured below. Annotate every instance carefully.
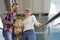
[3,30,16,40]
[22,29,36,40]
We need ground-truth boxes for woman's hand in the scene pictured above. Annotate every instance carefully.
[39,23,44,28]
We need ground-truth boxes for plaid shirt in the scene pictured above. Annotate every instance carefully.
[2,11,16,33]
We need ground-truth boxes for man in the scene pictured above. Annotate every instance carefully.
[2,3,19,40]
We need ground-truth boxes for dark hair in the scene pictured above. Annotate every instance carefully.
[12,3,19,7]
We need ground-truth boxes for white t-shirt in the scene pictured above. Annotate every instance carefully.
[0,17,3,29]
[22,15,40,32]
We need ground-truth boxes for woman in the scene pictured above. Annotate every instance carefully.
[22,9,44,40]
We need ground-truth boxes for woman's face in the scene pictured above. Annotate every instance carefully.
[25,11,30,17]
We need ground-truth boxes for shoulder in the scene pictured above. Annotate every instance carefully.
[30,15,36,20]
[31,15,36,18]
[4,11,8,14]
[4,11,11,14]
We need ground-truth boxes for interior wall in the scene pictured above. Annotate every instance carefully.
[0,0,6,15]
[16,0,51,14]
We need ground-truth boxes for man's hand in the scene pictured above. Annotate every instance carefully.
[39,23,44,28]
[8,22,13,25]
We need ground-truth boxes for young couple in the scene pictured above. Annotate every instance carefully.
[2,3,44,40]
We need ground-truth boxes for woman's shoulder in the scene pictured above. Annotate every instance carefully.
[31,15,36,18]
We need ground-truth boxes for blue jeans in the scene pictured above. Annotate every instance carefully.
[22,29,36,40]
[3,30,15,40]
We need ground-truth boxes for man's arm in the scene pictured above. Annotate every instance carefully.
[2,11,13,25]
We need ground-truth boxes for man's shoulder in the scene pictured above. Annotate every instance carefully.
[4,11,11,15]
[4,11,8,13]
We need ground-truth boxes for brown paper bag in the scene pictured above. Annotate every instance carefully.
[13,19,24,36]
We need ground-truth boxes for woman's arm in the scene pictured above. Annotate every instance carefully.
[32,15,44,27]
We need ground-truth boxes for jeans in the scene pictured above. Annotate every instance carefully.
[3,30,15,40]
[22,29,36,40]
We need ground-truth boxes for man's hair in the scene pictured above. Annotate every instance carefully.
[12,3,19,7]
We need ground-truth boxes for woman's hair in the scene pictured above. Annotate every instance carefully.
[25,8,32,14]
[25,8,31,12]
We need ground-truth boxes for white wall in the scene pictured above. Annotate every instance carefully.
[16,0,51,13]
[43,0,60,13]
[32,0,43,13]
[0,0,6,15]
[43,0,51,13]
[16,0,43,13]
[53,0,60,13]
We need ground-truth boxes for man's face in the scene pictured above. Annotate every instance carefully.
[12,5,19,12]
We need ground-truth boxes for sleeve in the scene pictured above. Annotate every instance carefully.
[2,11,13,25]
[32,15,40,27]
[2,11,8,24]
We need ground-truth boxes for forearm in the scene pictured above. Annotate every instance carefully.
[2,20,13,25]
